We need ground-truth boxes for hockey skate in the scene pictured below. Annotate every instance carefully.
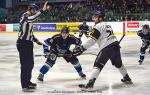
[79,72,86,79]
[22,86,36,92]
[148,50,150,54]
[78,78,96,91]
[121,74,133,84]
[37,73,44,83]
[28,82,37,88]
[138,60,143,65]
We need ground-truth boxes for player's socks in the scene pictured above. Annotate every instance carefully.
[37,64,51,82]
[40,64,50,74]
[89,67,100,79]
[73,62,86,78]
[139,53,145,65]
[118,64,127,77]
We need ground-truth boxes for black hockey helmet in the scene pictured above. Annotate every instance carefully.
[61,26,70,33]
[83,21,86,24]
[143,24,149,29]
[93,11,105,18]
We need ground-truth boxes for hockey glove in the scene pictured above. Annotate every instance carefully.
[43,44,50,58]
[73,45,86,56]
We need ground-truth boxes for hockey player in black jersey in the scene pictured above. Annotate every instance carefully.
[37,26,86,82]
[137,24,150,65]
[78,21,89,39]
[73,11,132,91]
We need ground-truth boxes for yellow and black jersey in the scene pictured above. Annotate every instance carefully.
[83,22,118,50]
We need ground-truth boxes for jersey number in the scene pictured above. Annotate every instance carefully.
[106,30,114,38]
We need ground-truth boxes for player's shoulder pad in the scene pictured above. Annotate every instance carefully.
[69,34,80,41]
[90,28,101,40]
[86,24,89,27]
[137,30,142,34]
[78,24,82,27]
[52,34,61,39]
[68,34,76,39]
[138,30,142,32]
[94,22,105,30]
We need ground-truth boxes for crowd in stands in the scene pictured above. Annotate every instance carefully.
[0,0,150,23]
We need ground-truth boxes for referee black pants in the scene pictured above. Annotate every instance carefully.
[16,39,34,88]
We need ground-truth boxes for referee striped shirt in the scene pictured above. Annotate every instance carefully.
[18,10,43,42]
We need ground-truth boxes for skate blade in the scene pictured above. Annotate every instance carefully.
[123,81,133,84]
[36,79,43,84]
[78,84,93,92]
[22,89,35,92]
[80,77,86,80]
[28,86,37,89]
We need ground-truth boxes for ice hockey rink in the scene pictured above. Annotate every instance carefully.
[0,33,150,95]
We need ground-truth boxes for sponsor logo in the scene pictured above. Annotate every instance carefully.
[56,23,79,32]
[34,24,56,32]
[127,22,139,28]
[13,24,20,31]
[0,24,6,32]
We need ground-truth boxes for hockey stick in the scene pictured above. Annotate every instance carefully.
[35,52,97,57]
[35,53,72,57]
[118,22,126,44]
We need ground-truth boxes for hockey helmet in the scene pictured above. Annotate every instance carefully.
[143,24,149,29]
[61,26,70,33]
[93,11,105,18]
[83,21,86,24]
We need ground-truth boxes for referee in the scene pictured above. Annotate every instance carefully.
[16,1,49,92]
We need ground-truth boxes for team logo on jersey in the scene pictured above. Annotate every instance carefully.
[50,53,57,61]
[49,39,53,43]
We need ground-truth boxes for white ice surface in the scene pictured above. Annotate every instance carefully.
[0,33,150,95]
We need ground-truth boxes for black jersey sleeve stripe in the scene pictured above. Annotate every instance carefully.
[44,38,53,46]
[32,35,38,42]
[27,11,41,21]
[89,28,101,40]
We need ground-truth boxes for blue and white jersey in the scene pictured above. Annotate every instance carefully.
[44,34,81,54]
[137,29,150,42]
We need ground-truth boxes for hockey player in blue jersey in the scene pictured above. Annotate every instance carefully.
[37,26,86,82]
[137,24,150,65]
[78,21,90,39]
